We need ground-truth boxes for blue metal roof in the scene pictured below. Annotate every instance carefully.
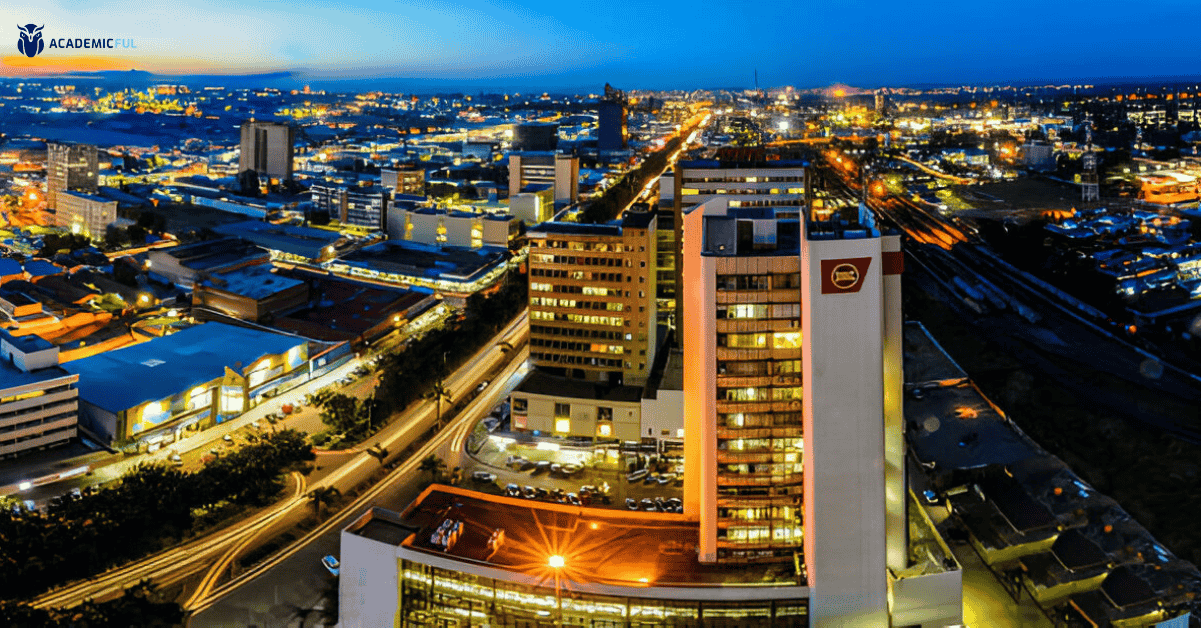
[62,322,305,413]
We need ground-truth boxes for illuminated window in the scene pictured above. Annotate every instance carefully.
[723,333,767,349]
[598,423,612,437]
[772,332,802,349]
[555,418,570,433]
[188,386,211,411]
[141,400,169,426]
[220,386,244,413]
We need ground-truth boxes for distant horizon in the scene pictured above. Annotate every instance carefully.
[6,67,1201,96]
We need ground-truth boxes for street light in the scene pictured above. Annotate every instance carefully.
[547,555,566,626]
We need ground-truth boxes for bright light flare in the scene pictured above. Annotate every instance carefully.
[548,555,565,568]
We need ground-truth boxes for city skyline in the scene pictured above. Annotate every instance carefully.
[5,0,1201,90]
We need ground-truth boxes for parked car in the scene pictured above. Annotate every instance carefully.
[472,471,497,483]
[657,473,677,485]
[562,463,583,475]
[641,498,657,511]
[223,434,233,443]
[550,463,562,475]
[626,498,639,510]
[321,555,340,576]
[522,486,536,499]
[170,454,183,466]
[627,469,648,482]
[506,483,521,497]
[535,487,550,500]
[533,461,551,474]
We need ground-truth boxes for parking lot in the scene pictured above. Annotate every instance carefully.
[458,411,684,513]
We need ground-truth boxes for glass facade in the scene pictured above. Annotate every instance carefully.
[399,562,808,627]
[713,271,805,563]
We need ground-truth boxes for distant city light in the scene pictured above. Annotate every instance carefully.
[18,481,31,491]
[778,121,790,132]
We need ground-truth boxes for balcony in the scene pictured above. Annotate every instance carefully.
[717,472,804,486]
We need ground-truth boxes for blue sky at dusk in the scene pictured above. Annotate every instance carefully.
[4,0,1201,89]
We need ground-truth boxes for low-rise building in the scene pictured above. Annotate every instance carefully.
[381,167,426,195]
[147,238,269,290]
[329,240,511,303]
[55,191,117,239]
[212,220,348,265]
[389,207,515,249]
[62,322,308,450]
[0,330,79,459]
[192,263,309,323]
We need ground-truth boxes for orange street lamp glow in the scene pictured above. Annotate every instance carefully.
[548,555,565,568]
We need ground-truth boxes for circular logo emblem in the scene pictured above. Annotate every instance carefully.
[830,263,860,290]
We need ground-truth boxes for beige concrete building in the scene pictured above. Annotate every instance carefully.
[46,142,98,211]
[55,191,117,240]
[0,330,79,459]
[508,152,579,205]
[527,210,657,387]
[239,120,294,182]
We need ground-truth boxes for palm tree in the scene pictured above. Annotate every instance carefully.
[306,486,341,518]
[418,454,446,484]
[427,378,452,430]
[366,443,389,466]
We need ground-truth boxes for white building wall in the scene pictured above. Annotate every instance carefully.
[443,215,475,247]
[641,389,683,441]
[339,528,400,628]
[481,218,510,247]
[801,235,888,627]
[554,155,579,204]
[681,203,717,557]
[882,235,906,572]
[408,212,442,244]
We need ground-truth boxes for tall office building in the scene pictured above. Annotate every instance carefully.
[311,184,390,231]
[336,193,962,628]
[512,122,559,152]
[527,211,657,387]
[682,196,907,625]
[671,158,808,336]
[46,142,98,211]
[598,99,628,151]
[239,120,295,182]
[508,152,579,206]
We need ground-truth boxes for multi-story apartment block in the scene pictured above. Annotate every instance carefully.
[527,210,657,387]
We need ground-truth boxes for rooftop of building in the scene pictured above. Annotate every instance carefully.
[335,240,509,283]
[350,485,802,589]
[199,263,305,300]
[515,370,643,404]
[0,327,54,353]
[59,190,116,204]
[150,237,268,272]
[61,322,305,413]
[271,268,432,341]
[677,159,809,170]
[212,220,344,260]
[0,352,74,392]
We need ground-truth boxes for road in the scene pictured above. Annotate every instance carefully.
[27,311,528,613]
[185,323,530,627]
[4,303,453,507]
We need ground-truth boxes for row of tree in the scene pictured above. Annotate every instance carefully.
[314,270,528,441]
[0,581,182,627]
[580,130,689,224]
[0,430,315,601]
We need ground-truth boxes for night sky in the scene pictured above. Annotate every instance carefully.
[3,0,1201,89]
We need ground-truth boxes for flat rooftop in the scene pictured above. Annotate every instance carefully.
[357,485,801,589]
[213,220,344,260]
[336,241,509,283]
[201,263,304,300]
[515,370,643,403]
[61,322,305,413]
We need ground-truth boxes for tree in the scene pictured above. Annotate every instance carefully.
[306,486,341,518]
[366,443,389,466]
[418,454,446,483]
[427,378,452,430]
